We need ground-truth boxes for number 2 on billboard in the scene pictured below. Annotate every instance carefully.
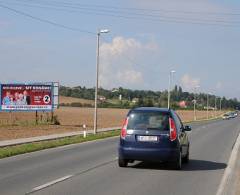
[43,95,51,104]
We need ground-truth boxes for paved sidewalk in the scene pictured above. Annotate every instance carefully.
[0,126,121,148]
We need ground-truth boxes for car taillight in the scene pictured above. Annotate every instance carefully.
[121,117,128,139]
[169,118,177,141]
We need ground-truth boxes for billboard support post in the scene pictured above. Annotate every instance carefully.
[9,111,12,125]
[35,111,38,125]
[51,111,54,123]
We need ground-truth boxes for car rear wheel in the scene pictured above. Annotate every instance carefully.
[182,147,190,164]
[118,158,128,167]
[173,151,182,170]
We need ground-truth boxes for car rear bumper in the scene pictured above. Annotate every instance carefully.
[118,146,179,162]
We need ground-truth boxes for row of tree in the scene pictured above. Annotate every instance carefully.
[59,85,240,110]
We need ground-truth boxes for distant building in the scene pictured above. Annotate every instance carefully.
[132,98,139,104]
[203,106,215,110]
[98,96,106,102]
[179,101,187,108]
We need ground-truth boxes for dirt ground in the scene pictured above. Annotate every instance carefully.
[0,107,224,141]
[59,96,94,105]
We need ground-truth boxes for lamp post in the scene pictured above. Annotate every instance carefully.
[214,96,217,118]
[207,94,209,119]
[167,70,176,109]
[207,93,212,120]
[93,29,110,134]
[193,85,200,121]
[220,98,222,112]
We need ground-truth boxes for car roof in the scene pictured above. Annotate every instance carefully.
[130,107,171,113]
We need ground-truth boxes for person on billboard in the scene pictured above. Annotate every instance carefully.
[9,95,14,105]
[14,92,19,104]
[2,91,11,105]
[23,90,31,105]
[16,93,27,105]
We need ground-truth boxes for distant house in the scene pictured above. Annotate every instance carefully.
[204,106,216,110]
[179,101,187,108]
[98,96,106,102]
[132,98,139,104]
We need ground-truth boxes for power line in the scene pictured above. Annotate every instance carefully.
[1,1,239,27]
[3,1,240,25]
[8,0,240,16]
[0,3,95,35]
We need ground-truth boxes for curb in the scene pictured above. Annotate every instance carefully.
[216,130,240,195]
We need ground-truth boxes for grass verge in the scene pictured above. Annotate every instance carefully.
[0,130,120,159]
[184,116,222,125]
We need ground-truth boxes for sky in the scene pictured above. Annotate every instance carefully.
[0,0,240,99]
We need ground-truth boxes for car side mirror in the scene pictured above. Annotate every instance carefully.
[184,125,192,131]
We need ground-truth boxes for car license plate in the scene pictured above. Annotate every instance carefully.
[137,136,158,142]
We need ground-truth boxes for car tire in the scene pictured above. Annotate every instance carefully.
[118,158,128,167]
[128,160,134,163]
[182,149,189,164]
[173,151,182,170]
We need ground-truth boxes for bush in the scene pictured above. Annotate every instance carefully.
[70,102,83,107]
[52,115,60,125]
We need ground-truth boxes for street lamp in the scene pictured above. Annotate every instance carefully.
[207,92,212,120]
[193,85,200,121]
[167,70,176,109]
[94,29,110,134]
[214,96,218,118]
[220,98,222,112]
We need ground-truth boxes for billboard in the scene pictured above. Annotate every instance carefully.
[0,83,58,111]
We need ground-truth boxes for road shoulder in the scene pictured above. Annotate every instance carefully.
[216,130,240,195]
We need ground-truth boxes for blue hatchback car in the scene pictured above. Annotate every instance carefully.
[118,107,191,169]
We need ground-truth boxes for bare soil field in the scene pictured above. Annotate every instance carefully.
[0,107,225,141]
[59,96,94,105]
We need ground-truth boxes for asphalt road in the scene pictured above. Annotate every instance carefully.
[0,118,239,195]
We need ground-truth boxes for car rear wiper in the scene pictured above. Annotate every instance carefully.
[147,127,161,130]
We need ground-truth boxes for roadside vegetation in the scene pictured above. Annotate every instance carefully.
[0,130,120,159]
[60,85,240,110]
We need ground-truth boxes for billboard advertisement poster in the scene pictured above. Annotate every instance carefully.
[1,84,53,111]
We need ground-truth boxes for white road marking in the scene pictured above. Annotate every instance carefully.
[30,175,73,193]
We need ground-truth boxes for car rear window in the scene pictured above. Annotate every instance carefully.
[127,111,170,131]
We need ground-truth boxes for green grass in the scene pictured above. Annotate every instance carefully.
[0,130,120,159]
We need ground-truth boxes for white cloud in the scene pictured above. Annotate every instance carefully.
[181,74,200,91]
[99,36,159,89]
